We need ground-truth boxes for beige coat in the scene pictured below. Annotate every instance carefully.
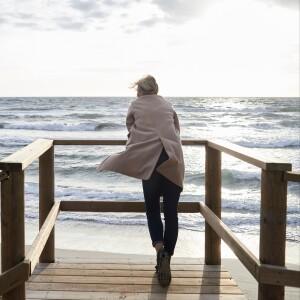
[96,94,185,188]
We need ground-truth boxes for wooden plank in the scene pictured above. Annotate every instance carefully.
[26,282,243,294]
[199,202,260,279]
[26,290,247,300]
[39,146,55,264]
[0,139,53,171]
[53,139,207,146]
[286,171,300,182]
[26,202,60,274]
[29,275,236,286]
[259,264,300,287]
[54,257,205,264]
[0,261,30,295]
[33,268,231,278]
[35,263,225,271]
[207,139,291,171]
[1,170,26,299]
[205,146,221,265]
[60,200,200,213]
[259,170,288,300]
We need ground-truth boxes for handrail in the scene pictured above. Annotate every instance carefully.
[198,202,260,278]
[25,201,60,275]
[207,139,292,171]
[0,139,53,171]
[286,171,300,182]
[0,261,30,295]
[60,200,200,213]
[53,139,207,146]
[0,138,299,300]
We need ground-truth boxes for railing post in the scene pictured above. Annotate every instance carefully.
[1,170,25,300]
[205,145,221,264]
[39,145,55,262]
[259,170,287,300]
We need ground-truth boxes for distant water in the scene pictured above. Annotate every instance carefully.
[0,97,299,243]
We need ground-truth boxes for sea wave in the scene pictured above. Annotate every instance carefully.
[236,139,300,148]
[0,121,123,131]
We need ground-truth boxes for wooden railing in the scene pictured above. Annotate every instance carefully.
[0,138,299,300]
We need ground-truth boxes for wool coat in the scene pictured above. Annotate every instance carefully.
[96,94,185,189]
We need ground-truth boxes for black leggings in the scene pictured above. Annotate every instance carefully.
[142,147,182,256]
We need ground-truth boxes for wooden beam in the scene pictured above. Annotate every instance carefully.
[286,171,300,182]
[259,264,300,287]
[26,202,60,274]
[0,139,53,171]
[53,139,207,146]
[60,200,200,213]
[205,146,221,265]
[39,146,55,264]
[0,261,30,295]
[0,171,9,181]
[259,170,287,300]
[207,139,291,171]
[1,170,26,300]
[199,202,260,278]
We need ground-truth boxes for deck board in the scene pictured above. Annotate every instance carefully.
[24,257,247,299]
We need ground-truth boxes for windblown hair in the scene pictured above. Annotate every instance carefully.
[131,75,159,96]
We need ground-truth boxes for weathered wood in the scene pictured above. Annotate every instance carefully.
[205,146,221,265]
[26,290,247,300]
[60,200,200,213]
[259,170,287,300]
[259,264,300,287]
[35,262,225,271]
[26,282,242,294]
[285,171,300,182]
[29,275,236,286]
[53,139,207,146]
[26,202,60,274]
[0,261,30,295]
[1,170,25,299]
[0,139,53,171]
[33,268,231,278]
[54,256,205,264]
[0,171,9,181]
[39,146,55,263]
[207,139,292,171]
[199,202,260,278]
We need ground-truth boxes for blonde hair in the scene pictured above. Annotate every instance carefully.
[131,75,159,96]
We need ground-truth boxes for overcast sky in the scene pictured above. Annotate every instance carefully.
[0,0,299,97]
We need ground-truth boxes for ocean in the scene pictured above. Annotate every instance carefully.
[0,97,299,244]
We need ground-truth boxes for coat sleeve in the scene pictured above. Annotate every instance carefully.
[173,110,180,134]
[126,103,135,138]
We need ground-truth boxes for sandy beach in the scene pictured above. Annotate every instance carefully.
[1,221,298,300]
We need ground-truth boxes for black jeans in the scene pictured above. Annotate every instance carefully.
[142,147,182,256]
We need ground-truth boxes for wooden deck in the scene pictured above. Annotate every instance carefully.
[25,256,247,300]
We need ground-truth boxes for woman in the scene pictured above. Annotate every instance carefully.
[97,75,185,287]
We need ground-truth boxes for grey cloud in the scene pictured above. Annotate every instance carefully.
[54,17,86,30]
[152,0,213,23]
[70,0,99,12]
[13,21,39,28]
[0,16,7,24]
[17,13,34,19]
[88,10,108,19]
[139,17,163,27]
[263,0,299,9]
